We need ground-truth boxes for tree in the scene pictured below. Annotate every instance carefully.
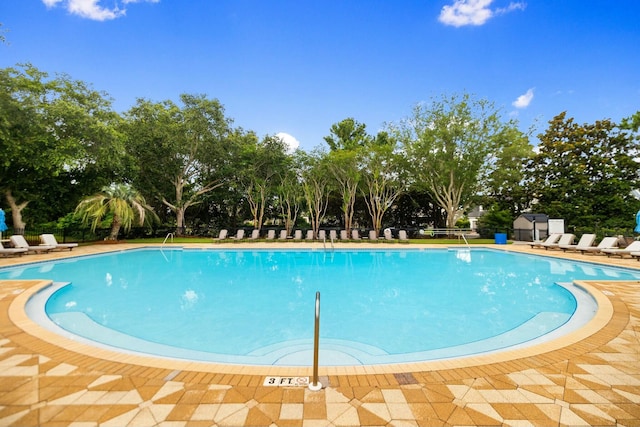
[0,64,124,230]
[527,112,640,228]
[125,94,233,234]
[75,183,157,240]
[299,150,331,238]
[360,132,404,233]
[239,135,289,230]
[391,94,522,229]
[324,118,372,231]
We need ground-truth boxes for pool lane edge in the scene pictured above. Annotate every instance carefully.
[6,278,627,378]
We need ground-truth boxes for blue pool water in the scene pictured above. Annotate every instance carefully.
[6,248,640,365]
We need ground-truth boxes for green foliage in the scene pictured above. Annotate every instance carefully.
[75,183,158,240]
[476,207,513,234]
[527,112,640,229]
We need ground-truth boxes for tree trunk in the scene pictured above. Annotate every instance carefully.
[109,215,122,240]
[5,190,28,233]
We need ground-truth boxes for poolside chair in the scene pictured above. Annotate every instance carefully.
[560,234,596,252]
[278,230,288,241]
[398,230,409,243]
[542,233,575,250]
[340,230,349,241]
[578,236,619,255]
[213,229,228,243]
[368,230,379,242]
[248,229,260,241]
[530,233,561,249]
[293,230,303,241]
[10,235,55,253]
[266,230,276,240]
[230,229,245,242]
[602,240,640,258]
[305,230,314,240]
[351,230,362,242]
[39,234,78,251]
[318,230,327,241]
[383,228,395,242]
[0,243,27,257]
[329,230,337,241]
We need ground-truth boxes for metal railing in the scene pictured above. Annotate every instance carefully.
[309,291,322,391]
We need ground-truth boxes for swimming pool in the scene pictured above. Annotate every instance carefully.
[8,248,640,366]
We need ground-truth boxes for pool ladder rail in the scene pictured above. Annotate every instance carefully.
[322,235,335,251]
[162,232,175,246]
[309,291,322,391]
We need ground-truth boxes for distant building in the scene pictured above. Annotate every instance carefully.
[467,206,486,231]
[513,214,549,241]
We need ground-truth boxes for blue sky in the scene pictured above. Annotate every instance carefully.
[1,0,639,150]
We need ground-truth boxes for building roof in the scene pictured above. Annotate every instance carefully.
[516,213,549,223]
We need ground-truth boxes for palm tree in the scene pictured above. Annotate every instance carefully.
[75,183,157,240]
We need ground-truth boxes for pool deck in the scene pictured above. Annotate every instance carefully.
[1,242,639,426]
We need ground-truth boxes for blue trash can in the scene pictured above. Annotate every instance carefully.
[494,233,507,244]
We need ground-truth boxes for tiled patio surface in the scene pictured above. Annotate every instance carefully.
[0,242,639,426]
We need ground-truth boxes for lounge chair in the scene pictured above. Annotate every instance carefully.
[0,243,27,257]
[293,230,303,241]
[602,240,640,258]
[530,233,561,249]
[560,234,596,252]
[542,233,575,250]
[351,230,362,242]
[39,234,78,251]
[213,229,228,242]
[383,228,395,242]
[368,230,379,242]
[10,235,55,253]
[318,230,327,241]
[266,230,276,240]
[579,237,619,255]
[340,230,349,241]
[398,230,409,243]
[230,229,245,242]
[305,230,314,240]
[278,230,288,241]
[248,229,260,241]
[329,230,337,241]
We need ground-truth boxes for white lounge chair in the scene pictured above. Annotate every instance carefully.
[10,235,55,253]
[213,229,228,242]
[398,230,409,243]
[230,229,245,242]
[293,230,303,241]
[306,230,314,240]
[0,243,27,257]
[560,234,596,252]
[530,233,561,249]
[318,230,327,241]
[539,233,575,250]
[278,230,288,241]
[383,228,394,242]
[352,230,362,242]
[265,230,276,240]
[248,229,260,241]
[39,234,78,251]
[368,230,379,242]
[602,240,640,258]
[579,237,619,255]
[329,230,337,241]
[340,230,349,240]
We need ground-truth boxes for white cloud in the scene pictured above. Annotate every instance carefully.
[41,0,158,21]
[276,132,300,153]
[439,0,526,27]
[512,88,534,109]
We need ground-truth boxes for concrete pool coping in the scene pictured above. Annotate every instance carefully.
[1,242,639,426]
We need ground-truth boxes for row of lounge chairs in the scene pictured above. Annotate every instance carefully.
[530,233,640,259]
[0,234,78,257]
[213,229,409,243]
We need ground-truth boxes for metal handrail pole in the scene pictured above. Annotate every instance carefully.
[309,291,322,391]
